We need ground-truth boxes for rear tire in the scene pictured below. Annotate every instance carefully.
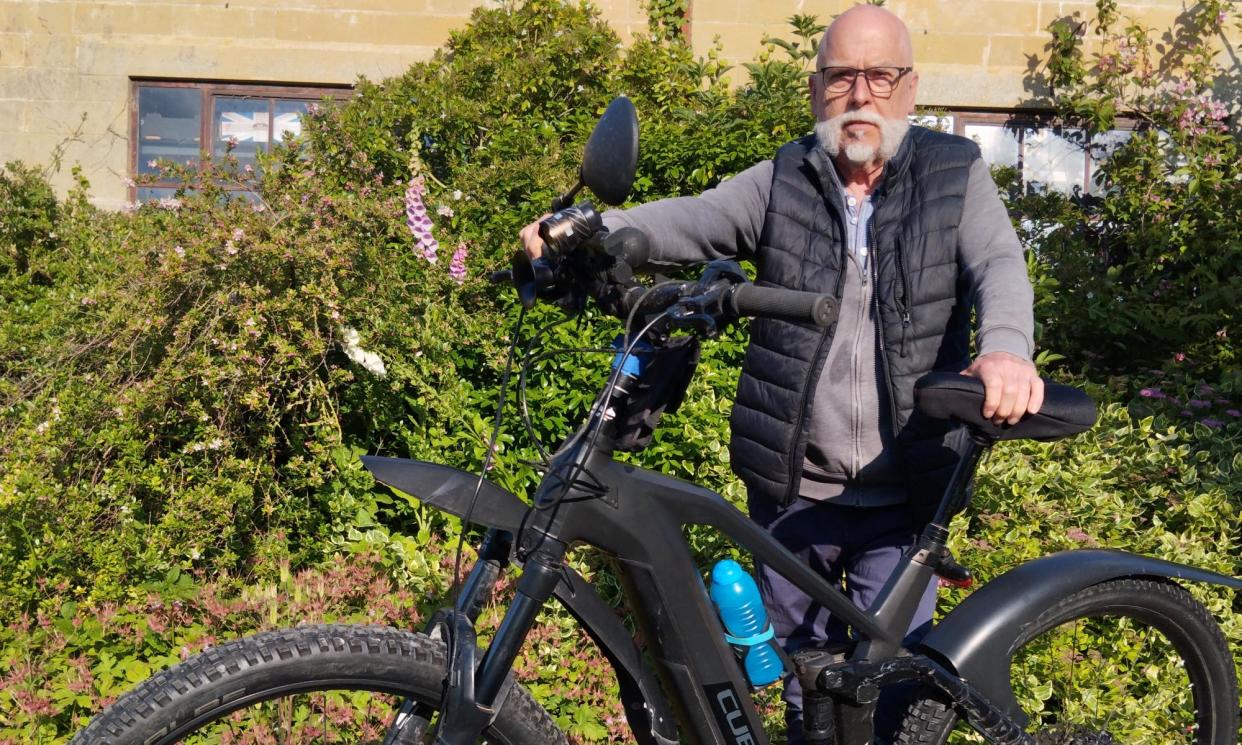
[894,578,1238,745]
[70,624,567,745]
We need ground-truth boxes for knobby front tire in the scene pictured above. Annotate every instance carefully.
[894,578,1239,745]
[70,624,567,745]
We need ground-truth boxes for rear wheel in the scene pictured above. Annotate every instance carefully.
[70,624,567,745]
[894,578,1238,744]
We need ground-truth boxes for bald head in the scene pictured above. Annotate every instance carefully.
[818,5,914,70]
[809,4,919,171]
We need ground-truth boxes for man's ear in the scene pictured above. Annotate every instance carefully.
[906,71,920,115]
[809,74,823,120]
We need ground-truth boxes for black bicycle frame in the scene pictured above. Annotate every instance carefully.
[364,375,1242,745]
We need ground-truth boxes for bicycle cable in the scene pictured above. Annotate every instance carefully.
[444,303,528,699]
[527,309,671,518]
[545,279,690,509]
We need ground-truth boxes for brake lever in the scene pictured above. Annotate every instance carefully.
[667,281,734,337]
[666,303,719,336]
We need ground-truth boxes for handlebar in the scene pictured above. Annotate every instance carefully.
[728,284,838,328]
[496,220,837,333]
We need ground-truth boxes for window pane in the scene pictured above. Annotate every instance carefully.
[965,123,1020,168]
[137,86,202,174]
[1023,128,1086,194]
[136,186,181,202]
[214,96,269,170]
[1085,129,1134,193]
[910,113,954,133]
[273,100,310,145]
[1088,129,1132,161]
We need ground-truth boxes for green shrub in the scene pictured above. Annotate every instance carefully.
[1,1,1239,742]
[0,162,60,276]
[1015,0,1239,374]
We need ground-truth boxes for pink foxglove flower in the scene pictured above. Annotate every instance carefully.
[449,242,469,283]
[405,177,439,264]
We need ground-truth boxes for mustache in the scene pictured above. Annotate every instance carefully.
[833,110,888,128]
[815,110,909,164]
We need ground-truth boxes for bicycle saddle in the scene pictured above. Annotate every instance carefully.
[914,372,1097,442]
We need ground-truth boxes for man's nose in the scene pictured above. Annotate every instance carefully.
[849,72,873,107]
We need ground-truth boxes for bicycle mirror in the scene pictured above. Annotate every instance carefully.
[580,95,639,206]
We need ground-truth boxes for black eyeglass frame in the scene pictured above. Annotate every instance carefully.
[816,66,914,97]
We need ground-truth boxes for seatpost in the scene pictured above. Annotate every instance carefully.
[925,431,992,536]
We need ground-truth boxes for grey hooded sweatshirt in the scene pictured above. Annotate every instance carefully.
[601,148,1033,506]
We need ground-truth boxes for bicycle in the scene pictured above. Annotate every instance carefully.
[72,97,1241,745]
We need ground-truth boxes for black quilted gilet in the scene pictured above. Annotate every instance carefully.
[729,127,980,513]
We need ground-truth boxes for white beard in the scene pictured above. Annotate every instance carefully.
[815,110,909,165]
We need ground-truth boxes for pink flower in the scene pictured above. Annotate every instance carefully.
[449,242,468,283]
[1066,528,1094,544]
[437,205,454,218]
[1173,352,1186,362]
[1139,387,1166,399]
[404,177,439,264]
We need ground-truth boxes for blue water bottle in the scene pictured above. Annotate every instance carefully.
[709,559,783,687]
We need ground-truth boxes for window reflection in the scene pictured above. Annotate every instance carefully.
[1023,127,1086,193]
[909,114,955,133]
[137,87,202,174]
[965,123,1020,168]
[273,100,309,144]
[213,96,269,170]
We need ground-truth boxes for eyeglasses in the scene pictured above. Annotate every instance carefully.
[817,66,913,97]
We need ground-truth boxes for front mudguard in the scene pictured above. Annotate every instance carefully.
[362,456,679,745]
[919,549,1242,723]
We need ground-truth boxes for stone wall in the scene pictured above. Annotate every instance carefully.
[0,0,1230,207]
[690,0,1210,107]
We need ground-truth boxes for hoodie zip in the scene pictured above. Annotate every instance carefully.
[894,238,912,357]
[870,219,902,436]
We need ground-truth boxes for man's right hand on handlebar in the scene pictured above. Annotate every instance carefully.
[519,215,551,260]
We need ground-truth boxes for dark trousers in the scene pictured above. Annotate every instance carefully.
[748,496,938,745]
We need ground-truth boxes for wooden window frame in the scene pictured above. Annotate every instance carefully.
[129,79,353,200]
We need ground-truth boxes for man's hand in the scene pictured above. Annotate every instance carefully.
[518,215,552,260]
[961,351,1044,425]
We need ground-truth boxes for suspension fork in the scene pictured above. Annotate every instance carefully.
[384,528,517,745]
[432,543,568,745]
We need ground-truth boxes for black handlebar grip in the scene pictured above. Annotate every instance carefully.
[729,285,839,328]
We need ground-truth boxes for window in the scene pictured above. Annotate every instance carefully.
[938,111,1135,195]
[131,80,351,201]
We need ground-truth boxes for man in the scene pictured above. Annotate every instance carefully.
[521,5,1043,741]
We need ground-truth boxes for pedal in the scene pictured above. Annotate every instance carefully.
[935,549,974,588]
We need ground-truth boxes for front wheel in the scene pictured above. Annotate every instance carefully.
[895,577,1239,745]
[70,624,567,745]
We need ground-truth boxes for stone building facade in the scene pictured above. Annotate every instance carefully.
[0,0,1230,208]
